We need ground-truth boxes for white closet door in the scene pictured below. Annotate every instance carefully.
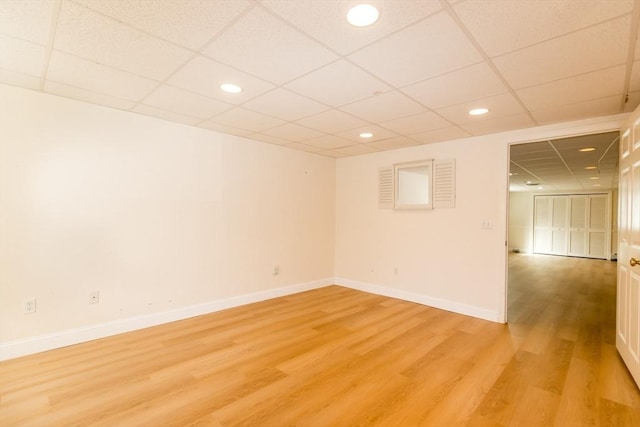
[533,193,609,259]
[550,196,569,255]
[588,194,608,258]
[569,195,588,256]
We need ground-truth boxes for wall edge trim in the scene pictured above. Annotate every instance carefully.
[0,278,333,361]
[335,277,501,323]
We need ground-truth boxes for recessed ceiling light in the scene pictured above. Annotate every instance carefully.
[347,4,379,27]
[469,108,489,116]
[593,184,601,187]
[579,147,596,152]
[220,83,242,94]
[588,176,599,180]
[537,186,543,190]
[359,132,373,138]
[584,166,597,170]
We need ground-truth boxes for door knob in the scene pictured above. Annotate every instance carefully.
[631,257,640,267]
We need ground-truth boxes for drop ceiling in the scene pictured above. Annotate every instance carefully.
[510,131,619,192]
[1,0,639,158]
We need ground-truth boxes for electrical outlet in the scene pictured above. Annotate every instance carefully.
[89,290,99,304]
[23,298,36,314]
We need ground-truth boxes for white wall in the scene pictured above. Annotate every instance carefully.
[0,85,335,353]
[0,83,629,359]
[335,136,509,322]
[508,192,534,253]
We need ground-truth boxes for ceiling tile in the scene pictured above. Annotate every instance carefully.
[303,135,353,150]
[379,111,452,134]
[630,60,640,92]
[493,16,630,89]
[0,68,41,90]
[401,62,508,109]
[168,55,275,104]
[517,65,626,111]
[0,0,55,45]
[74,0,251,50]
[142,85,231,119]
[44,80,136,110]
[335,125,398,143]
[367,136,420,151]
[332,144,379,157]
[531,95,622,125]
[47,50,158,101]
[284,142,331,156]
[249,133,292,146]
[284,59,391,106]
[262,123,325,142]
[242,88,328,121]
[340,90,426,123]
[435,92,526,125]
[197,121,254,137]
[348,11,483,87]
[205,107,284,132]
[0,35,45,77]
[202,7,337,84]
[454,0,633,57]
[460,113,535,136]
[624,91,640,113]
[133,104,201,126]
[262,0,441,54]
[409,126,471,144]
[294,109,367,133]
[54,1,192,81]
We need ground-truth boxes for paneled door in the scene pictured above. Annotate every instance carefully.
[617,104,640,388]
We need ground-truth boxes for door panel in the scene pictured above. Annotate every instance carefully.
[569,196,587,256]
[551,197,568,255]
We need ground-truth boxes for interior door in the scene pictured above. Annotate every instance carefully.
[617,104,640,388]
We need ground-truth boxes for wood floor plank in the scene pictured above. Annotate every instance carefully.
[1,254,638,426]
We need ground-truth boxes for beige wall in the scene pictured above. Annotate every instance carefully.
[0,85,335,343]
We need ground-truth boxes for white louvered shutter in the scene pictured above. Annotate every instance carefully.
[433,159,455,208]
[378,167,393,209]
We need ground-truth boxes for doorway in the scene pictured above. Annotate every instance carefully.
[506,131,620,323]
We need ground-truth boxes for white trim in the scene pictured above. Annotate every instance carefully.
[335,277,501,323]
[0,278,332,361]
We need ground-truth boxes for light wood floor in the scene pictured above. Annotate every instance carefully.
[1,254,639,426]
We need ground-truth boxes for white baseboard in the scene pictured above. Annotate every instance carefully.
[334,277,501,323]
[0,278,332,361]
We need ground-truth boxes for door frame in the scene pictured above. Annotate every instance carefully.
[502,117,628,323]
